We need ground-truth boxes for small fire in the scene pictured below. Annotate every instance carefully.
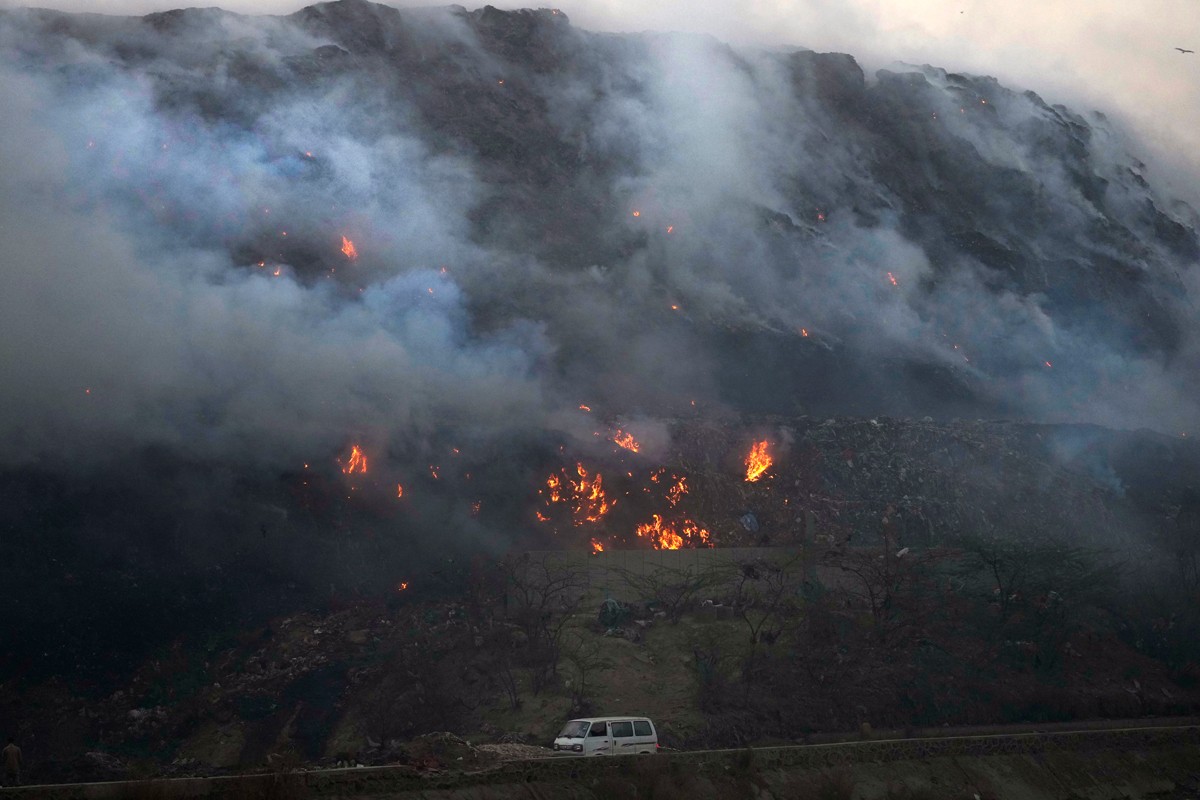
[887,272,898,286]
[545,473,564,503]
[342,444,368,475]
[590,538,605,554]
[744,440,772,483]
[536,510,550,522]
[397,581,409,591]
[613,429,641,453]
[540,463,614,526]
[636,515,711,550]
[667,475,688,506]
[579,404,592,412]
[341,236,358,260]
[801,328,809,337]
[632,210,641,217]
[396,483,404,498]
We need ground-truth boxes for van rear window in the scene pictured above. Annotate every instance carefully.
[611,721,633,737]
[634,720,652,736]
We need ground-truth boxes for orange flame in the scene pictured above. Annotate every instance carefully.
[613,429,641,453]
[632,210,641,217]
[341,236,358,260]
[540,463,614,526]
[744,440,772,482]
[342,445,368,475]
[636,515,711,550]
[887,271,898,286]
[579,404,592,412]
[590,538,605,553]
[667,475,688,506]
[430,465,439,480]
[396,483,404,498]
[397,581,409,591]
[545,473,563,503]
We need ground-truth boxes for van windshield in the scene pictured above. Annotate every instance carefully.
[557,721,590,739]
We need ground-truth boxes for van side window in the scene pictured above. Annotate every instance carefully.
[611,721,634,738]
[634,720,652,736]
[588,722,607,737]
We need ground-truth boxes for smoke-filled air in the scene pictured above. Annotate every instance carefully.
[1,0,1199,686]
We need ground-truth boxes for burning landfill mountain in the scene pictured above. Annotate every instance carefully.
[0,0,1198,679]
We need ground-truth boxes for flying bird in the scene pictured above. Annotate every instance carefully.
[1175,47,1195,54]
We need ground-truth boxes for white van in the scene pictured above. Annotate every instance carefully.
[552,716,658,756]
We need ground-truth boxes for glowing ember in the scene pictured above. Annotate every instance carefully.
[471,500,482,516]
[341,236,358,260]
[613,429,641,453]
[1044,361,1053,368]
[579,404,592,412]
[590,538,605,553]
[632,210,641,217]
[801,328,809,337]
[430,465,439,479]
[342,444,368,475]
[396,484,404,498]
[744,440,772,483]
[397,581,409,591]
[636,514,711,550]
[666,225,674,234]
[536,510,550,522]
[887,272,898,286]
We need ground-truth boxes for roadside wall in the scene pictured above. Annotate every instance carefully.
[7,724,1197,799]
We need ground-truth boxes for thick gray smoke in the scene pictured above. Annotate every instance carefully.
[2,1,1199,676]
[2,2,1198,479]
[0,17,551,473]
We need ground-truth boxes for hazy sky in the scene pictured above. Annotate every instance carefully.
[6,0,1198,192]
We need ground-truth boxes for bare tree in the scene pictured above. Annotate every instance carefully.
[498,553,590,694]
[828,543,944,647]
[617,561,729,623]
[560,630,604,714]
[730,552,807,700]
